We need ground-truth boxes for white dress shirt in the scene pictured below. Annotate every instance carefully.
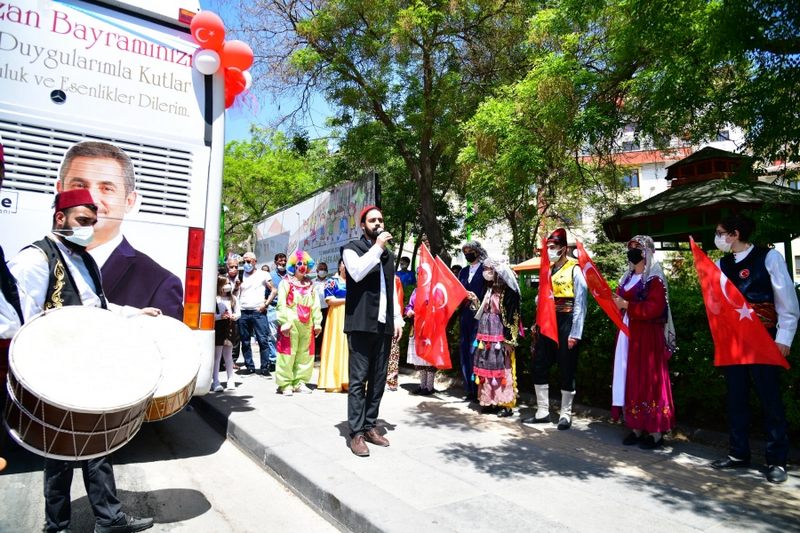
[717,246,799,347]
[0,283,22,339]
[569,265,588,340]
[342,244,403,329]
[87,233,123,269]
[238,269,271,310]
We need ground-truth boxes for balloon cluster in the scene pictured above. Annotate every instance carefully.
[190,11,254,109]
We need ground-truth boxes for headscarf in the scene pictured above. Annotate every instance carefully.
[475,257,520,321]
[620,235,676,354]
[461,240,488,262]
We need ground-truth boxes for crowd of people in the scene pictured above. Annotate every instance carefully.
[216,212,796,484]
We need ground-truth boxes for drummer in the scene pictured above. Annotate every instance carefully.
[0,138,24,473]
[8,189,156,533]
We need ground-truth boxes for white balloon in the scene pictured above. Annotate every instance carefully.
[243,70,253,90]
[194,49,220,75]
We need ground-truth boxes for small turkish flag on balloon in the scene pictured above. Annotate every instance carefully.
[690,237,789,368]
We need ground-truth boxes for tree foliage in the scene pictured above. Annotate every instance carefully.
[239,0,531,258]
[222,128,329,253]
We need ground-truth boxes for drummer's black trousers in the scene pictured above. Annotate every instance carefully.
[44,455,124,531]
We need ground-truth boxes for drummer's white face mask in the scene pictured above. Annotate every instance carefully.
[55,225,95,247]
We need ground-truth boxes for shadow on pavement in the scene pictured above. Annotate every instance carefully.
[68,488,212,532]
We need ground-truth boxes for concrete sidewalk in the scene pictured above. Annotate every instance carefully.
[193,367,799,533]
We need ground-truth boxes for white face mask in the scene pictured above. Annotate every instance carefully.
[483,270,495,281]
[547,248,562,261]
[56,225,94,247]
[714,234,732,253]
[317,270,328,278]
[222,284,232,294]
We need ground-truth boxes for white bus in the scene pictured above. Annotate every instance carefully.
[0,0,226,394]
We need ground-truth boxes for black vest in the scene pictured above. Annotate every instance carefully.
[29,237,108,310]
[342,236,395,334]
[0,245,24,325]
[720,246,773,304]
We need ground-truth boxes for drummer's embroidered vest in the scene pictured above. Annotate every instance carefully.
[30,238,108,310]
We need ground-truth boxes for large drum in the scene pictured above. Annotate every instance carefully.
[3,306,161,460]
[129,314,201,422]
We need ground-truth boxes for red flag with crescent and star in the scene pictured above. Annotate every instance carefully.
[535,237,559,345]
[413,245,466,369]
[689,237,789,369]
[575,241,629,336]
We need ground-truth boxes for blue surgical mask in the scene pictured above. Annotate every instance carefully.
[243,262,254,273]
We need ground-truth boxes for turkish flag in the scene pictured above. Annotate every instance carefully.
[413,245,467,369]
[535,237,559,345]
[690,237,789,369]
[576,241,629,336]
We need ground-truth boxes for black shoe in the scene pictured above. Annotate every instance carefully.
[557,417,572,430]
[260,369,272,377]
[521,415,550,425]
[638,434,663,450]
[622,431,642,446]
[766,465,788,483]
[497,407,513,418]
[269,363,276,373]
[94,515,154,533]
[710,456,750,470]
[462,393,476,402]
[480,405,499,414]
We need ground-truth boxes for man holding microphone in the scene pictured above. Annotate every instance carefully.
[341,206,404,457]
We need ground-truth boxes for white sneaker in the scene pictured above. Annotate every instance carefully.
[225,382,236,391]
[212,384,223,392]
[281,387,294,396]
[294,383,312,394]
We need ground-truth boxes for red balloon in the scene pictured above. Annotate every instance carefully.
[190,11,225,51]
[221,40,254,71]
[225,92,235,109]
[225,67,247,97]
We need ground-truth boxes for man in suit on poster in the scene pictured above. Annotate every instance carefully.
[57,141,184,320]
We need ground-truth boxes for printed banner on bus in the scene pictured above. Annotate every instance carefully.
[253,173,377,267]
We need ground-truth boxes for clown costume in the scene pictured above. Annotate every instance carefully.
[275,250,323,395]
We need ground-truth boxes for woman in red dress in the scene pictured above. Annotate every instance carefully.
[612,235,676,449]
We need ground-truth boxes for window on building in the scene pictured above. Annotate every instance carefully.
[795,256,800,275]
[621,141,640,152]
[715,129,730,141]
[622,169,640,188]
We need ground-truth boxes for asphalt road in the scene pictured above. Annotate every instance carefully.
[0,404,339,532]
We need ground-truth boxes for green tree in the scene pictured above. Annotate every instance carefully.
[222,128,330,253]
[239,0,530,258]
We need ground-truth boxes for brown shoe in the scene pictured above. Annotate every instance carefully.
[364,428,390,447]
[350,434,370,457]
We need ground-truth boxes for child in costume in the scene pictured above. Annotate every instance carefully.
[405,288,437,395]
[275,249,323,395]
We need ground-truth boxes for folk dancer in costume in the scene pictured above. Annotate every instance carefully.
[386,275,405,391]
[457,240,488,401]
[8,189,156,533]
[318,259,350,392]
[611,236,676,449]
[709,214,798,484]
[469,258,521,417]
[275,250,322,396]
[522,228,587,430]
[405,288,437,395]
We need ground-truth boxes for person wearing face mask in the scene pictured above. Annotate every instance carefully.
[8,189,158,533]
[267,252,290,372]
[275,250,323,395]
[457,240,488,401]
[213,275,241,392]
[610,236,676,450]
[708,214,798,484]
[522,228,587,430]
[471,258,522,417]
[238,251,276,376]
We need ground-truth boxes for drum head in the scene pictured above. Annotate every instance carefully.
[129,314,200,398]
[9,306,162,411]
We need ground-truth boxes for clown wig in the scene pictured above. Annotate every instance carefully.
[286,249,315,275]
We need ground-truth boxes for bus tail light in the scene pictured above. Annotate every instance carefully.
[183,227,205,329]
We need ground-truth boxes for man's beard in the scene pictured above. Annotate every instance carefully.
[364,226,382,240]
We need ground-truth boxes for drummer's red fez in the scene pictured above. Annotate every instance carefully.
[546,228,567,247]
[359,205,382,223]
[54,189,96,212]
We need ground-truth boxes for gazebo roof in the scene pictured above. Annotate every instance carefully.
[603,178,800,244]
